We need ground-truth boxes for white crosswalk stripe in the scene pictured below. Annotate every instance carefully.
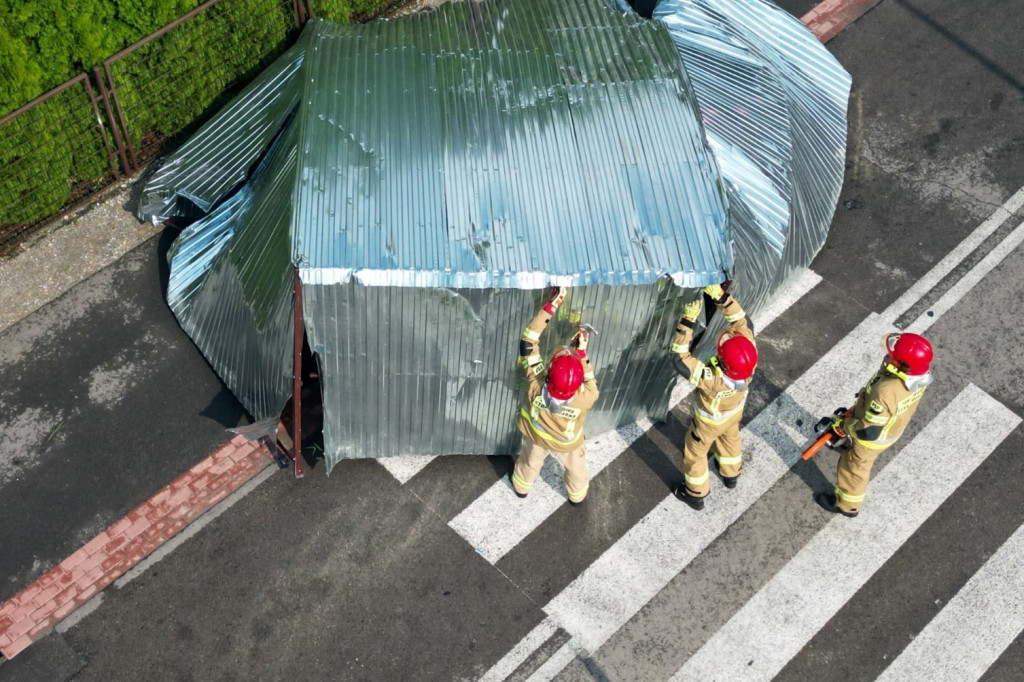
[671,383,1020,682]
[875,521,1024,682]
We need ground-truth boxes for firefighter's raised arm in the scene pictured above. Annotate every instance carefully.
[706,283,753,341]
[519,287,566,377]
[670,295,704,382]
[570,327,599,408]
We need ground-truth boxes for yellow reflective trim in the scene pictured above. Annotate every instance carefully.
[688,361,705,387]
[520,409,584,448]
[511,470,532,491]
[522,327,541,341]
[713,453,742,466]
[685,470,709,486]
[850,434,893,449]
[671,342,686,353]
[525,354,542,366]
[723,311,745,323]
[583,372,595,380]
[863,413,889,425]
[567,484,589,503]
[694,398,746,425]
[556,405,582,419]
[835,486,865,503]
[897,387,927,412]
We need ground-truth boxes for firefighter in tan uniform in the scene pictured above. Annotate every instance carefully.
[511,287,599,505]
[669,284,758,511]
[817,332,933,517]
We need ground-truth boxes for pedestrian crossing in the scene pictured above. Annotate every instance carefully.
[672,383,1019,682]
[364,186,1024,680]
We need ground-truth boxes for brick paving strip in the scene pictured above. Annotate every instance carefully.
[0,437,272,659]
[0,0,881,663]
[803,0,884,42]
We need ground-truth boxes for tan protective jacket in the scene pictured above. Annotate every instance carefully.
[843,362,929,450]
[670,294,755,425]
[516,308,599,453]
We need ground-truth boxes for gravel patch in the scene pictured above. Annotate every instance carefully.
[0,181,161,334]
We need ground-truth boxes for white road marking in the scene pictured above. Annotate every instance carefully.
[483,186,1024,680]
[906,219,1024,335]
[375,455,435,484]
[449,270,823,563]
[671,384,1020,682]
[478,616,560,682]
[875,522,1024,682]
[885,187,1024,318]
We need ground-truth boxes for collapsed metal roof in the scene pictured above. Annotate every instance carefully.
[139,0,850,470]
[145,0,735,290]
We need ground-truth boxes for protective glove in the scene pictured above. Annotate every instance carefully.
[682,298,703,322]
[543,286,567,315]
[572,327,590,352]
[702,283,725,302]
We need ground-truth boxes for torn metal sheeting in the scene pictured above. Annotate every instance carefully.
[140,0,850,472]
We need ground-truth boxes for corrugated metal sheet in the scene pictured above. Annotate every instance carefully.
[293,1,731,288]
[139,0,850,472]
[655,0,851,312]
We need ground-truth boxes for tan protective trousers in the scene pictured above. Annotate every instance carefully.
[512,438,589,503]
[682,411,743,498]
[835,440,886,513]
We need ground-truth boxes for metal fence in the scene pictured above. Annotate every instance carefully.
[0,0,315,257]
[0,75,121,255]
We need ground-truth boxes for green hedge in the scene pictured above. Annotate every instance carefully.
[0,0,201,116]
[0,0,392,251]
[108,0,297,158]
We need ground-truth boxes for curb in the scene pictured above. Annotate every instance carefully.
[0,436,273,660]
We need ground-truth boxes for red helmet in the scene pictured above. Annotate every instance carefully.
[885,333,932,375]
[717,331,758,380]
[547,348,585,400]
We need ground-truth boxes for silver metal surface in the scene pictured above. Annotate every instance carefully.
[655,0,852,312]
[139,0,849,472]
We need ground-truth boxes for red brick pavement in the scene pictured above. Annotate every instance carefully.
[0,436,272,659]
[802,0,884,42]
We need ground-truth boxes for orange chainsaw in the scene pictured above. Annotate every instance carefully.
[801,407,852,460]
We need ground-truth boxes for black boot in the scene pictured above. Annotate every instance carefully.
[815,492,858,518]
[672,483,705,511]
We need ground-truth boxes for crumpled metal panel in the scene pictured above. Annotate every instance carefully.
[293,2,731,289]
[163,106,299,422]
[654,0,851,313]
[137,0,849,471]
[138,31,310,223]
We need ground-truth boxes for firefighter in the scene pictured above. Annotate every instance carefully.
[669,284,758,511]
[816,332,933,517]
[511,287,599,505]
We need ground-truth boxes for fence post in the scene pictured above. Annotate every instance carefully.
[292,267,305,478]
[91,67,133,176]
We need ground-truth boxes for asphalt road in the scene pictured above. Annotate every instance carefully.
[2,0,1023,680]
